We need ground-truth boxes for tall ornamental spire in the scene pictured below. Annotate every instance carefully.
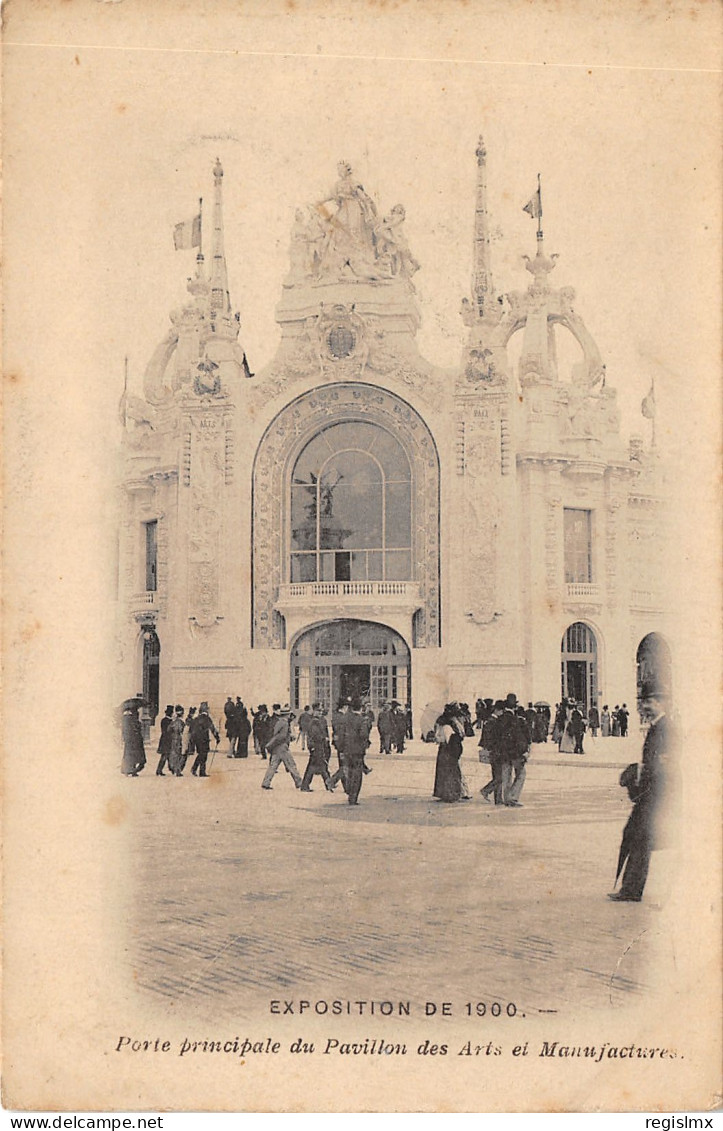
[209,157,231,320]
[472,135,494,319]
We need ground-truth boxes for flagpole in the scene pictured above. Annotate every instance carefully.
[537,172,543,240]
[199,197,203,258]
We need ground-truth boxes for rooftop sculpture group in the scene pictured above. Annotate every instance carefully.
[288,161,420,283]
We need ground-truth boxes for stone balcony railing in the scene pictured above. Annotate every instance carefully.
[275,581,424,635]
[280,580,419,600]
[565,582,601,601]
[130,590,158,616]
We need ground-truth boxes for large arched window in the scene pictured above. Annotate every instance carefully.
[289,422,412,583]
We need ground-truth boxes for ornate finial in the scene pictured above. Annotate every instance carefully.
[214,157,223,181]
[470,135,494,321]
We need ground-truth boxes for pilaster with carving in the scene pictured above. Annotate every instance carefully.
[182,401,235,630]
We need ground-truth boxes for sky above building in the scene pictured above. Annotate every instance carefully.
[5,2,719,461]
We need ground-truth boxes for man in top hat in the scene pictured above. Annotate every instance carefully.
[609,683,679,902]
[190,702,220,778]
[183,706,198,772]
[155,704,174,776]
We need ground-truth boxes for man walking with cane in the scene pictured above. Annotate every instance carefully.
[191,702,220,778]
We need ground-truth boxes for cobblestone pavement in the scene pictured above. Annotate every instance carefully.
[124,736,669,1023]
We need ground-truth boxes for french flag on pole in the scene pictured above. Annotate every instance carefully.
[173,213,201,251]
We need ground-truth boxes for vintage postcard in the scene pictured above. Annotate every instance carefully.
[3,0,721,1115]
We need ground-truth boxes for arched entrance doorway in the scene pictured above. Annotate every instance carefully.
[636,633,672,698]
[141,626,160,724]
[561,622,597,714]
[291,620,410,715]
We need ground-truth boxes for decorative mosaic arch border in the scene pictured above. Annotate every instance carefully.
[252,382,441,649]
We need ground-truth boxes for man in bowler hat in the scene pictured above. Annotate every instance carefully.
[609,683,678,902]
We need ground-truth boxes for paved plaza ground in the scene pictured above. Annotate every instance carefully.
[123,734,674,1025]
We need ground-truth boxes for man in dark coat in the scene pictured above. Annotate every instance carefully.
[569,701,586,754]
[224,696,237,756]
[587,703,600,738]
[252,704,270,758]
[297,705,312,752]
[524,702,537,738]
[155,704,174,776]
[490,693,530,806]
[190,702,220,777]
[300,703,333,791]
[328,700,350,791]
[183,706,197,772]
[377,703,393,755]
[479,700,504,802]
[619,703,630,737]
[233,698,251,758]
[609,685,678,902]
[342,698,371,806]
[389,701,407,754]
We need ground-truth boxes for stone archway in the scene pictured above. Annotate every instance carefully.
[290,620,411,715]
[252,383,440,650]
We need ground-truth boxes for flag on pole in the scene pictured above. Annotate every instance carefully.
[641,383,656,419]
[173,213,201,251]
[522,183,542,220]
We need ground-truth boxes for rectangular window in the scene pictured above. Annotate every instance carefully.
[145,520,158,592]
[563,509,592,584]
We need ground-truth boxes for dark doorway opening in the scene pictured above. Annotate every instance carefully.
[565,661,587,708]
[340,664,370,703]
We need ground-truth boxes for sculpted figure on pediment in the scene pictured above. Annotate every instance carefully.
[374,204,420,280]
[316,162,381,279]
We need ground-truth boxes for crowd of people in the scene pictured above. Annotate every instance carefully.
[120,679,677,903]
[120,696,413,807]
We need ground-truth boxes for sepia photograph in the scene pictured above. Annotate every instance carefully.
[3,0,721,1116]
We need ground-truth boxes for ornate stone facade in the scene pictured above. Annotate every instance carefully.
[116,146,670,724]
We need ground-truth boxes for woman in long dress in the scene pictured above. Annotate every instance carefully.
[601,705,611,737]
[121,701,146,777]
[168,706,186,776]
[432,704,470,802]
[558,700,576,753]
[551,702,565,745]
[235,703,251,759]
